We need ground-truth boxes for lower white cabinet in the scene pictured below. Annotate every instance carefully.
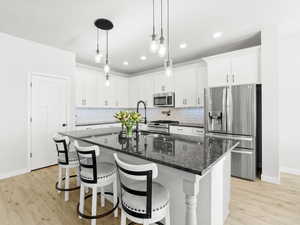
[169,126,204,136]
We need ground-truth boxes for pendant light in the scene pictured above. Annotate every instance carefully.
[165,0,173,76]
[94,18,113,87]
[158,0,166,57]
[94,29,103,63]
[150,0,158,53]
[104,31,110,86]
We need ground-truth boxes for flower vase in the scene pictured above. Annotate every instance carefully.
[126,126,133,138]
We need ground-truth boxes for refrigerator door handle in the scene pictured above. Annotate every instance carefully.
[231,149,253,155]
[222,87,227,132]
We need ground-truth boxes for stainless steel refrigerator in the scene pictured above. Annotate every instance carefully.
[204,84,262,181]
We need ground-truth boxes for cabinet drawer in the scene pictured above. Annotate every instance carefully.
[170,126,204,136]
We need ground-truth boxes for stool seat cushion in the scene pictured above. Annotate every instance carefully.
[122,181,169,213]
[80,162,116,181]
[58,151,78,164]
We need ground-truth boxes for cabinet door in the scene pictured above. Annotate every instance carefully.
[76,67,99,107]
[118,77,129,108]
[139,75,154,107]
[196,63,207,107]
[128,77,140,108]
[154,71,175,93]
[75,70,87,107]
[205,57,231,87]
[174,66,197,107]
[231,48,260,85]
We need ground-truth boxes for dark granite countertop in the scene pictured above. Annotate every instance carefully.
[60,128,238,175]
[75,121,120,127]
[170,123,204,128]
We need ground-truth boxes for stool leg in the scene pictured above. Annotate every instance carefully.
[57,166,62,193]
[113,178,118,217]
[76,167,80,186]
[100,187,105,207]
[65,167,69,201]
[79,184,85,219]
[165,205,170,225]
[91,186,97,225]
[121,210,126,225]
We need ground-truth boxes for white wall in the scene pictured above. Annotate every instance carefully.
[0,32,76,178]
[260,25,280,184]
[278,31,300,175]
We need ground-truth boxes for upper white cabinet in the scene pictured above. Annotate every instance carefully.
[76,66,128,108]
[139,74,154,107]
[154,71,175,93]
[174,62,207,107]
[203,46,260,87]
[128,76,140,108]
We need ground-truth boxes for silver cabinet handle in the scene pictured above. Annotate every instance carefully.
[232,74,235,83]
[226,74,229,83]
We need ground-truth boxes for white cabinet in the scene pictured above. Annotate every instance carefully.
[154,71,175,93]
[170,126,204,136]
[139,74,155,108]
[128,76,140,108]
[76,66,129,108]
[174,63,207,108]
[75,67,99,107]
[204,46,260,87]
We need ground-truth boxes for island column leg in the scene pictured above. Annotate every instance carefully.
[183,176,201,225]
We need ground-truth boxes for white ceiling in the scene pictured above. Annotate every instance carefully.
[0,0,295,75]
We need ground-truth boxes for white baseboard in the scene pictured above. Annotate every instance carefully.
[261,174,280,184]
[0,168,29,180]
[280,167,300,176]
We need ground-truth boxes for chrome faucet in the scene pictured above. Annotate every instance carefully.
[136,100,147,131]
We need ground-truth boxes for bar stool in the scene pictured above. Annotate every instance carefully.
[74,141,119,225]
[53,134,80,201]
[113,153,170,225]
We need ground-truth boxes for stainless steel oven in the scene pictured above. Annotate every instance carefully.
[153,92,175,107]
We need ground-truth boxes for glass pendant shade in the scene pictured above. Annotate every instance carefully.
[158,43,166,57]
[95,51,103,63]
[165,59,173,77]
[105,74,110,87]
[104,64,110,74]
[150,38,159,53]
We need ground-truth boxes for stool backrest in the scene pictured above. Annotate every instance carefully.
[53,134,71,165]
[113,153,158,219]
[74,141,100,184]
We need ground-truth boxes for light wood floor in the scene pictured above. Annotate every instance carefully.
[0,166,299,225]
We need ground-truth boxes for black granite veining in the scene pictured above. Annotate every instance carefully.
[170,123,204,128]
[60,128,238,175]
[75,121,121,127]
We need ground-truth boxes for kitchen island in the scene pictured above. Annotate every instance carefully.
[60,128,239,225]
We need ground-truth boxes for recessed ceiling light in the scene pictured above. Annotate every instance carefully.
[123,61,129,66]
[179,43,187,49]
[140,56,147,61]
[213,32,223,39]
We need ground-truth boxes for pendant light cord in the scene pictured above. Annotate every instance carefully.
[160,0,163,38]
[167,0,170,60]
[152,0,155,35]
[96,29,99,52]
[106,30,109,64]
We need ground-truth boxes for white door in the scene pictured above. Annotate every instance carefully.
[31,74,69,170]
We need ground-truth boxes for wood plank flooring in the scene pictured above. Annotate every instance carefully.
[0,166,299,225]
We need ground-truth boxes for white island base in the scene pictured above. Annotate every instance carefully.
[101,150,231,225]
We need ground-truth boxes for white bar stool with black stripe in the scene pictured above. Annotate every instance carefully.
[53,134,80,201]
[113,153,170,225]
[74,141,119,225]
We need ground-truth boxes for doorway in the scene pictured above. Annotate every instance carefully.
[29,73,70,170]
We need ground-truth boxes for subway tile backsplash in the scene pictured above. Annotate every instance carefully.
[76,107,204,124]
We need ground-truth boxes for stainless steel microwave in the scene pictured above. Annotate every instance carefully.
[153,92,175,107]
